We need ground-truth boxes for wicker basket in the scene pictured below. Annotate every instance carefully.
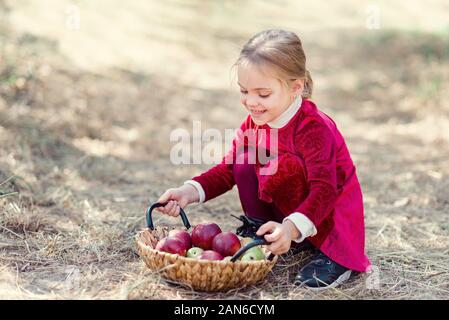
[134,203,278,292]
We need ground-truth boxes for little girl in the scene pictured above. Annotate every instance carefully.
[156,29,371,289]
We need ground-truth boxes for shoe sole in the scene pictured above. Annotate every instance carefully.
[295,270,352,291]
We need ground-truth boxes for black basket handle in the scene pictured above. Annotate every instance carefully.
[146,202,191,231]
[230,236,276,262]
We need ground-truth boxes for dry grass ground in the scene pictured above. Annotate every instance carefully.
[1,0,448,299]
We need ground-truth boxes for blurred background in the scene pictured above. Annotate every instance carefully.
[0,0,448,299]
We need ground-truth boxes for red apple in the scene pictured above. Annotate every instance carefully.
[198,250,223,261]
[155,236,187,256]
[212,231,241,257]
[155,237,166,251]
[191,222,222,250]
[168,229,191,250]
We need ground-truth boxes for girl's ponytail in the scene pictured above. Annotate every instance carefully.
[302,69,313,99]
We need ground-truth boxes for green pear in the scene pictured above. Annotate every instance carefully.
[186,247,204,259]
[240,246,265,261]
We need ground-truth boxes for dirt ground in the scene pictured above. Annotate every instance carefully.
[1,1,448,299]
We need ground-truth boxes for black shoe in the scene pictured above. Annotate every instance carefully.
[293,252,352,289]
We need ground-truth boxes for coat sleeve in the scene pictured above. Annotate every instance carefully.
[293,119,338,226]
[191,119,249,202]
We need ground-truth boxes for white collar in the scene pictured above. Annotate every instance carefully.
[267,95,302,128]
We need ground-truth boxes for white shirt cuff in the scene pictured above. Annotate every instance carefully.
[183,180,205,204]
[283,212,317,243]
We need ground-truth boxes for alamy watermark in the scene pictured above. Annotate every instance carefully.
[365,4,381,30]
[169,121,279,175]
[365,265,381,290]
[65,4,81,30]
[63,266,81,292]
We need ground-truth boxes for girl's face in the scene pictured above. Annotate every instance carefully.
[237,63,303,125]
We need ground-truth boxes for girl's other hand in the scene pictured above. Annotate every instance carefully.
[256,220,301,255]
[155,184,200,217]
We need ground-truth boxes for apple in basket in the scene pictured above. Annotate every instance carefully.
[186,247,204,259]
[212,231,241,257]
[155,236,187,256]
[191,222,222,250]
[240,246,265,262]
[198,250,224,261]
[168,229,192,250]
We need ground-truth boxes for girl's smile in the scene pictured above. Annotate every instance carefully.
[249,108,267,118]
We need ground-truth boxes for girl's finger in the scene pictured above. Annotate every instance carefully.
[165,201,174,215]
[164,201,175,215]
[156,199,168,213]
[173,205,180,217]
[256,221,275,236]
[158,203,169,213]
[269,242,288,255]
[265,229,281,242]
[268,241,283,254]
[168,201,179,216]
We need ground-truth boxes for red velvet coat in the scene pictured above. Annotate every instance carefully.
[192,99,371,272]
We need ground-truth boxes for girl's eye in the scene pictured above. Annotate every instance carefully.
[240,91,270,98]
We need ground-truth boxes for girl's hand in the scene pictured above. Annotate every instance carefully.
[155,184,200,217]
[256,220,301,255]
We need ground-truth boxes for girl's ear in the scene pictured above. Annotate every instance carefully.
[291,79,305,97]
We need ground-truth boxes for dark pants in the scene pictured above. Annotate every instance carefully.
[232,151,286,223]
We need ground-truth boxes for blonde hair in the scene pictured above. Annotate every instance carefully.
[233,29,313,99]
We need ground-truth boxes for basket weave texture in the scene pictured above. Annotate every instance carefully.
[135,227,278,292]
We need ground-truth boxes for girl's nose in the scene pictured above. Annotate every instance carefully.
[245,96,259,107]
